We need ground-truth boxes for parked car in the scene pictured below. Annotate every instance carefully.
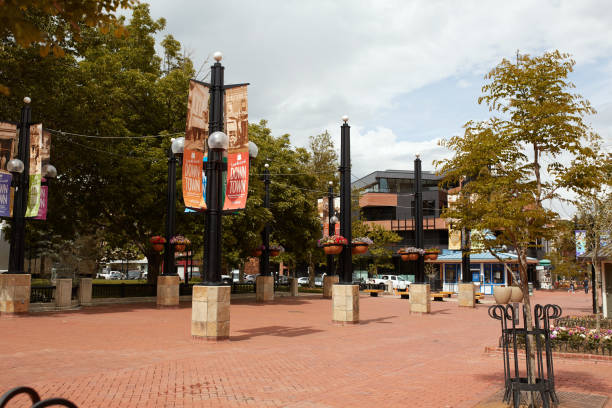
[297,277,310,286]
[126,270,141,280]
[244,274,258,283]
[109,271,123,280]
[97,270,113,280]
[277,275,290,285]
[314,277,323,287]
[367,274,409,290]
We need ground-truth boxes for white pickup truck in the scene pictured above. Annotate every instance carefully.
[367,275,409,290]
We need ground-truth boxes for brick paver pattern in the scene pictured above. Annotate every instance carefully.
[1,290,610,407]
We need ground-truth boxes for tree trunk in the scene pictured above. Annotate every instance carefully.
[146,249,161,284]
[591,248,601,330]
[308,252,315,288]
[519,251,537,406]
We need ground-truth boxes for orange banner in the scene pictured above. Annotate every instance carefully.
[183,80,209,210]
[223,85,249,210]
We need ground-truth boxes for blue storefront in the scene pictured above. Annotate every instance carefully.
[432,250,538,294]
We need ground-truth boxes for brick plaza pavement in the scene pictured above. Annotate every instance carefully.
[1,290,610,407]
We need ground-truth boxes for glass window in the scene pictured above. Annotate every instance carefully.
[378,178,388,192]
[444,264,460,282]
[483,264,492,283]
[492,264,504,284]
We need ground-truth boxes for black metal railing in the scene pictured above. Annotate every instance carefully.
[179,283,193,296]
[0,386,78,407]
[92,283,157,298]
[359,283,386,291]
[231,283,255,294]
[30,286,54,303]
[488,303,562,407]
[274,283,289,292]
[71,285,79,300]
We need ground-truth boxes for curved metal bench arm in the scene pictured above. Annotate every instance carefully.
[0,386,41,408]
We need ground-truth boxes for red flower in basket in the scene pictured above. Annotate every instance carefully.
[150,236,166,252]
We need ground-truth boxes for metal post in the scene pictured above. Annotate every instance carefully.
[163,147,177,275]
[204,57,225,284]
[327,183,336,276]
[260,165,271,276]
[462,228,471,283]
[591,263,597,314]
[8,100,31,274]
[339,117,352,283]
[414,156,424,283]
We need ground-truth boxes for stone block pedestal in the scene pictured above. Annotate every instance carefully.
[410,283,431,313]
[290,278,298,296]
[191,285,230,341]
[78,278,93,306]
[332,284,359,325]
[157,275,180,307]
[0,274,31,314]
[323,275,339,298]
[256,275,274,302]
[55,279,72,309]
[458,283,476,308]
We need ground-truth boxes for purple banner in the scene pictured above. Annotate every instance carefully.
[0,172,11,217]
[34,184,47,220]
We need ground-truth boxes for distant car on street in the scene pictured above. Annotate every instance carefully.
[244,274,258,284]
[297,277,310,286]
[109,271,123,280]
[126,270,141,280]
[314,277,323,287]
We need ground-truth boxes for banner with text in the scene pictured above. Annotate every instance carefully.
[223,85,249,210]
[0,172,11,217]
[35,184,47,220]
[183,80,209,210]
[25,123,42,217]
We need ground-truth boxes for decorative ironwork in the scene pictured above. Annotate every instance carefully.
[92,283,156,298]
[0,386,78,407]
[488,303,562,408]
[30,286,54,303]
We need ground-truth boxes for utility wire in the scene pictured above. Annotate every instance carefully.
[47,128,184,139]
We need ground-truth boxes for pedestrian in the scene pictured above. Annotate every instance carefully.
[583,277,589,294]
[569,279,575,294]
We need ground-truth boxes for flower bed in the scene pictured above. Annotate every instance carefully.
[507,326,612,356]
[555,315,612,330]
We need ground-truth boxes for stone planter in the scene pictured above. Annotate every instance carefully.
[351,244,368,255]
[493,286,512,304]
[323,244,343,255]
[510,286,524,303]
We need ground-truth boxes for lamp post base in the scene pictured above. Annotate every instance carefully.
[323,275,339,298]
[157,275,180,307]
[256,275,274,302]
[458,282,476,308]
[409,283,431,313]
[332,284,359,325]
[191,285,230,341]
[0,274,31,315]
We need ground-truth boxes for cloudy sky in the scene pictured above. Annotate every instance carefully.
[146,0,611,215]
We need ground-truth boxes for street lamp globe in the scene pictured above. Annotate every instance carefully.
[23,97,31,104]
[330,215,339,224]
[171,137,185,155]
[248,141,258,159]
[208,131,229,150]
[7,158,24,174]
[342,115,349,123]
[42,164,57,178]
[213,51,223,62]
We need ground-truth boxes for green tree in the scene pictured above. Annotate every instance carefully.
[437,51,608,397]
[353,210,401,277]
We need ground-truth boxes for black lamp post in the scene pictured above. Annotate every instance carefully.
[8,97,57,274]
[414,155,424,283]
[202,52,228,285]
[461,228,471,283]
[260,163,271,277]
[162,137,184,276]
[338,116,353,284]
[327,181,338,276]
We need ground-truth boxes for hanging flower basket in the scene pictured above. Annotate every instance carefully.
[150,236,166,253]
[323,244,343,255]
[351,237,373,255]
[398,247,424,261]
[170,235,191,253]
[251,245,264,257]
[318,235,348,255]
[424,248,440,261]
[270,245,285,257]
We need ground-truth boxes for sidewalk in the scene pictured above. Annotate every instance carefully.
[1,290,609,407]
